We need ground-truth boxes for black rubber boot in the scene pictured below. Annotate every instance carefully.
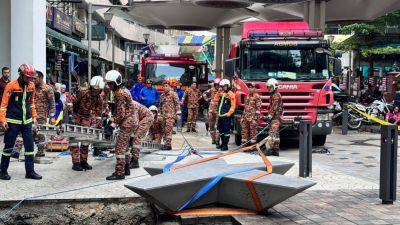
[0,171,11,180]
[25,171,42,180]
[161,145,172,151]
[72,163,83,171]
[271,149,280,157]
[93,148,101,157]
[125,163,131,176]
[221,136,229,151]
[129,158,139,169]
[81,161,93,170]
[1,155,10,173]
[106,173,125,180]
[215,139,221,149]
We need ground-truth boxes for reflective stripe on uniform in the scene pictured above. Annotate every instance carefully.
[218,94,226,117]
[2,152,11,157]
[24,152,35,156]
[6,118,22,124]
[22,86,27,124]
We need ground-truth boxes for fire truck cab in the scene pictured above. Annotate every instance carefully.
[227,21,342,146]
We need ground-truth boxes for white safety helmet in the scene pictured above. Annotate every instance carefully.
[149,105,158,112]
[105,70,123,86]
[267,78,278,90]
[90,76,105,89]
[219,79,230,87]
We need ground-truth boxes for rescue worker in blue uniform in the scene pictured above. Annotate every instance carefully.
[212,79,235,151]
[0,64,42,180]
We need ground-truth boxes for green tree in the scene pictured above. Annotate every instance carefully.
[333,10,400,76]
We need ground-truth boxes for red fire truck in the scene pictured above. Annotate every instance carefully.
[227,21,342,146]
[139,45,209,90]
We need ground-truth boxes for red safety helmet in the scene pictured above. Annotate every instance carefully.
[18,64,36,78]
[214,77,221,85]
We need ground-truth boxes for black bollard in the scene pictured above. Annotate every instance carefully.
[380,125,397,204]
[299,121,312,178]
[342,105,348,135]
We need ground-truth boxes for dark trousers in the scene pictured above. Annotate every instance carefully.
[1,123,35,173]
[218,116,231,136]
[218,116,232,150]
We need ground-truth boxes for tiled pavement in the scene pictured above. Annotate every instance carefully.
[234,190,400,225]
[1,125,400,224]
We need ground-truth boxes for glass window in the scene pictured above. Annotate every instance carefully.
[242,49,329,81]
[145,63,206,86]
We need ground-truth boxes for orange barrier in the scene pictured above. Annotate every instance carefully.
[170,208,257,216]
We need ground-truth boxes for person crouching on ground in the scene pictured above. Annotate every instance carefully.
[69,76,104,171]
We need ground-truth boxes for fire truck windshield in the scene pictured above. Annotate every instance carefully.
[241,49,329,81]
[146,63,206,86]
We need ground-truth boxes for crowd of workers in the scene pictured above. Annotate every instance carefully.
[0,64,283,181]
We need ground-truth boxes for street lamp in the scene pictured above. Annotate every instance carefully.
[143,33,150,44]
[104,12,115,70]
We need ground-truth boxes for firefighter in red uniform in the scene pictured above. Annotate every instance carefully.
[212,79,235,151]
[203,78,221,145]
[128,100,154,169]
[105,70,138,180]
[70,76,104,171]
[0,64,41,180]
[264,78,283,156]
[240,83,262,144]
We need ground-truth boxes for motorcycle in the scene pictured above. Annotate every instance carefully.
[345,98,391,130]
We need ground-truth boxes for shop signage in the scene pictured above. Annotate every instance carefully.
[55,52,63,71]
[92,24,106,41]
[52,8,72,35]
[46,3,53,25]
[73,18,85,37]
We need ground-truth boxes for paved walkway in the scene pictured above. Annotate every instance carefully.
[0,125,399,224]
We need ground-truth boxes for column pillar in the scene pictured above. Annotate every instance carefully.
[303,1,309,23]
[0,0,11,70]
[319,0,326,32]
[222,27,231,78]
[308,0,316,29]
[11,0,46,78]
[215,27,223,78]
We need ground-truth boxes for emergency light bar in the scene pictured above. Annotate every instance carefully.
[248,30,323,39]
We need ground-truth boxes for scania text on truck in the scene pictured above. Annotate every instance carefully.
[226,21,342,146]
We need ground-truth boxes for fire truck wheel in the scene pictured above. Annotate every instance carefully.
[313,135,327,146]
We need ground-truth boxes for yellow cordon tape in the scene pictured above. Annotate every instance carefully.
[346,105,400,131]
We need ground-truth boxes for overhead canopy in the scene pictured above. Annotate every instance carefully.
[251,0,400,22]
[109,1,258,30]
[110,0,400,31]
[46,27,100,55]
